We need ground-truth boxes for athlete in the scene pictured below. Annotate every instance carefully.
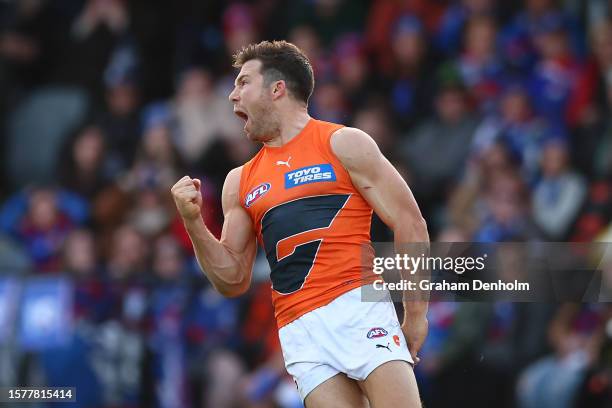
[171,40,429,407]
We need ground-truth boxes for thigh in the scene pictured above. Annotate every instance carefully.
[359,360,421,408]
[305,373,369,408]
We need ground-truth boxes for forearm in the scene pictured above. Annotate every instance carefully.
[394,214,430,321]
[184,217,249,296]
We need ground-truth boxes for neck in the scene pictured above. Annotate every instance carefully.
[263,107,311,147]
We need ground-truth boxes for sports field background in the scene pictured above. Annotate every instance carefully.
[0,0,611,407]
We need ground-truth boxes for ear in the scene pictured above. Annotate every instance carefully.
[271,80,286,100]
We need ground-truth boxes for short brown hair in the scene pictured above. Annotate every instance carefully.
[233,40,314,105]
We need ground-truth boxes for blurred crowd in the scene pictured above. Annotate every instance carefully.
[1,0,612,407]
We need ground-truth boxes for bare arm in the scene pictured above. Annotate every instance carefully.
[170,168,257,297]
[331,127,430,361]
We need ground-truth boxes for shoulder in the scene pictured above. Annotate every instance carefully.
[330,127,382,171]
[221,166,244,210]
[224,166,244,190]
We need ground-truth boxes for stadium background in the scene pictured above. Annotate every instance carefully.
[0,0,611,406]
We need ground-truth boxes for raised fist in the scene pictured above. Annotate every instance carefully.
[171,176,203,221]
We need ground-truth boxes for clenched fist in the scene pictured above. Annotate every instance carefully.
[171,176,203,221]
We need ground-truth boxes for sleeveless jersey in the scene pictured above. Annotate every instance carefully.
[239,119,376,328]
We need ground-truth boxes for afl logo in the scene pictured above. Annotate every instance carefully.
[245,183,271,207]
[367,327,388,339]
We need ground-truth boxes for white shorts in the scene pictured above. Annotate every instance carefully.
[278,286,413,402]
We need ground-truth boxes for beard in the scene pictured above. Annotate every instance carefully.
[246,92,281,142]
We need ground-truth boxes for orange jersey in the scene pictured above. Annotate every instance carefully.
[239,119,376,328]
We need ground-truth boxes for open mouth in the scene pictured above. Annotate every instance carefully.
[234,109,248,122]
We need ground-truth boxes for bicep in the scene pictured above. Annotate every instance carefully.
[220,168,257,265]
[220,204,257,260]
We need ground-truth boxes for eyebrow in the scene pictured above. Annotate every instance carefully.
[235,74,249,86]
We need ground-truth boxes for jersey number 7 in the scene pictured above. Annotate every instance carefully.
[261,194,350,294]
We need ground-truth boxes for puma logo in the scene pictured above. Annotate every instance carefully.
[276,156,292,168]
[376,343,392,352]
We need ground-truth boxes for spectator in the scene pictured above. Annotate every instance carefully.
[457,16,506,113]
[573,305,612,406]
[62,228,113,323]
[0,187,88,272]
[126,188,172,239]
[105,223,148,285]
[222,3,260,61]
[434,0,497,55]
[567,18,612,129]
[351,103,397,159]
[172,67,241,165]
[501,0,583,71]
[53,0,130,102]
[122,105,186,193]
[309,77,349,124]
[288,25,326,77]
[285,0,367,48]
[104,222,150,326]
[570,19,612,177]
[0,0,63,91]
[449,141,519,236]
[569,180,612,242]
[419,302,492,408]
[147,234,192,408]
[332,33,372,112]
[399,80,478,221]
[58,124,110,200]
[528,13,583,125]
[474,170,538,242]
[375,14,436,130]
[517,303,607,408]
[366,0,446,56]
[183,284,243,408]
[472,84,564,184]
[79,224,150,407]
[532,140,587,239]
[95,68,142,177]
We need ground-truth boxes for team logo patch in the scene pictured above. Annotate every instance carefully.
[393,335,401,346]
[367,327,388,339]
[285,164,336,189]
[245,183,271,207]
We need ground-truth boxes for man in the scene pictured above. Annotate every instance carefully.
[171,40,429,407]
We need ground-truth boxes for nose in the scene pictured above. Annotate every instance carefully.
[229,86,239,102]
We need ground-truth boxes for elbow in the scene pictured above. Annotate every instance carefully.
[416,216,429,242]
[199,261,251,297]
[217,282,249,298]
[215,273,251,298]
[395,213,429,243]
